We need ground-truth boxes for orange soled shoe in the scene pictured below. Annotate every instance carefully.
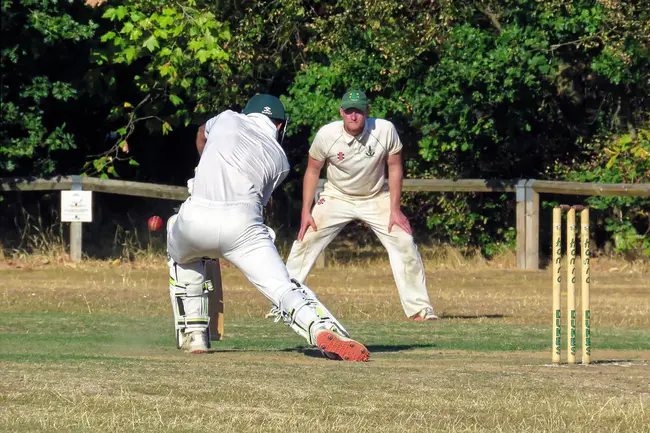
[315,329,370,362]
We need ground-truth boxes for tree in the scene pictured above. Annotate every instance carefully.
[0,0,99,176]
[284,0,650,255]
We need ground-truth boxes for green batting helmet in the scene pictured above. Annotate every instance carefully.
[242,94,286,121]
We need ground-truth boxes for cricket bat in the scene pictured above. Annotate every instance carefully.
[205,259,224,341]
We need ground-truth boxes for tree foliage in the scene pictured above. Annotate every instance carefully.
[1,0,97,176]
[1,0,648,256]
[285,0,650,255]
[563,126,650,257]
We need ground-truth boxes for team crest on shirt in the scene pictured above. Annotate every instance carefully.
[365,145,375,157]
[337,152,345,161]
[262,106,273,115]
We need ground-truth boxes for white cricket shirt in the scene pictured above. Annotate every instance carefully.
[309,118,403,198]
[192,111,290,205]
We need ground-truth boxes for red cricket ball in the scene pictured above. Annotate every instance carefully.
[148,215,163,232]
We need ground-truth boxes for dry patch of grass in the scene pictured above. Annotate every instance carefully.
[1,351,648,432]
[2,255,649,327]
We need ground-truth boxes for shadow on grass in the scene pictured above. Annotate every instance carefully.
[300,343,437,359]
[206,343,437,359]
[441,314,506,319]
[364,344,437,352]
[589,359,636,365]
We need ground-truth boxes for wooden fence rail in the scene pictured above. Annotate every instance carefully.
[0,175,189,200]
[2,176,649,269]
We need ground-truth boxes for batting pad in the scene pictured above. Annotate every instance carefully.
[269,280,349,345]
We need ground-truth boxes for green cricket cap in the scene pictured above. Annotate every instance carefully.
[242,94,286,120]
[340,89,368,111]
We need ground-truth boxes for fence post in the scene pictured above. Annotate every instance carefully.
[516,180,527,270]
[69,175,83,262]
[314,179,326,269]
[516,179,539,270]
[525,179,539,270]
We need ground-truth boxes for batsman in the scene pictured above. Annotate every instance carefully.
[166,94,370,361]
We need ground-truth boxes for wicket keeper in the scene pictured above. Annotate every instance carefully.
[285,90,439,321]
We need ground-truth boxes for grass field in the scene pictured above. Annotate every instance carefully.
[1,254,649,432]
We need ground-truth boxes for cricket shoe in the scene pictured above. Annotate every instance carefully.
[411,307,440,321]
[182,330,209,354]
[315,329,370,362]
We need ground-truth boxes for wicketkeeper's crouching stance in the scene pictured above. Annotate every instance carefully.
[166,94,369,362]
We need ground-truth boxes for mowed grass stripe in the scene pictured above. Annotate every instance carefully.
[1,313,649,363]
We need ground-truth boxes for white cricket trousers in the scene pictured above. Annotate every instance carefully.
[286,190,433,318]
[167,197,292,310]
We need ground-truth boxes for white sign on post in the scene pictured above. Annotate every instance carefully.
[61,190,93,222]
